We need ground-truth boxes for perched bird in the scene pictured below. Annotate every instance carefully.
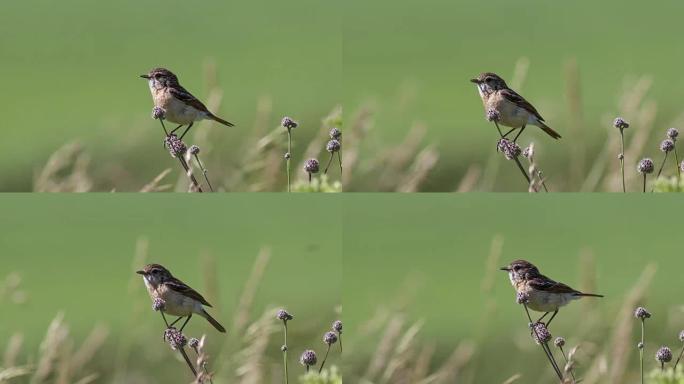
[471,72,561,141]
[137,263,226,333]
[501,259,602,327]
[141,67,234,139]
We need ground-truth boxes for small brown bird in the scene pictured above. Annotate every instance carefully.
[501,259,602,327]
[141,67,234,139]
[137,263,226,333]
[471,72,561,142]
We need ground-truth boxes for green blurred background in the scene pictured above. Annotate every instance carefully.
[344,0,684,191]
[0,195,341,381]
[0,0,340,191]
[343,194,684,382]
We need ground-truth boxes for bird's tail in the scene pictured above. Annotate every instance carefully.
[201,309,227,333]
[208,113,235,127]
[575,293,604,298]
[537,121,562,140]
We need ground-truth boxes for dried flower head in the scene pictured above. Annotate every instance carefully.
[323,331,338,345]
[332,320,342,333]
[276,309,294,322]
[330,127,342,140]
[486,108,501,122]
[300,350,317,367]
[554,337,566,348]
[189,337,200,349]
[326,139,341,153]
[656,346,673,363]
[532,322,552,345]
[516,291,530,304]
[667,128,679,140]
[638,342,644,350]
[281,117,298,129]
[164,134,187,158]
[637,159,654,175]
[679,330,684,342]
[618,153,624,160]
[164,327,187,350]
[284,152,291,160]
[634,307,651,320]
[152,297,166,311]
[613,117,629,129]
[497,138,521,160]
[304,159,320,174]
[189,145,200,155]
[660,139,675,153]
[681,160,684,173]
[152,106,166,120]
[281,345,288,352]
[523,144,534,159]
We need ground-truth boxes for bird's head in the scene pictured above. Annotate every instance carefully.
[470,72,508,95]
[136,263,172,286]
[500,259,538,284]
[140,68,178,90]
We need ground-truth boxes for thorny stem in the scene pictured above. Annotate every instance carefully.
[319,345,331,374]
[192,153,214,192]
[674,344,684,371]
[282,321,289,384]
[620,128,626,193]
[493,122,531,186]
[640,320,645,384]
[522,304,564,382]
[286,128,292,192]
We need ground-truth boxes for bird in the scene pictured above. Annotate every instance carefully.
[501,259,602,327]
[137,263,226,333]
[140,67,234,140]
[470,72,561,142]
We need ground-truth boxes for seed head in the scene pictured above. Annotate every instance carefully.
[326,139,341,153]
[189,145,200,155]
[634,307,651,320]
[304,158,320,174]
[679,330,684,342]
[613,117,629,129]
[332,320,342,333]
[276,309,294,322]
[486,108,501,122]
[300,350,317,367]
[637,159,654,175]
[660,139,675,153]
[656,346,673,363]
[554,337,566,348]
[667,128,679,140]
[152,106,165,120]
[189,338,200,349]
[497,138,521,160]
[532,322,552,345]
[152,298,166,311]
[523,144,534,159]
[164,134,187,158]
[516,291,530,304]
[330,127,342,140]
[164,327,187,350]
[281,117,298,130]
[323,331,338,345]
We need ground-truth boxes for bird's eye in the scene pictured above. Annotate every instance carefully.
[154,73,161,79]
[513,265,520,271]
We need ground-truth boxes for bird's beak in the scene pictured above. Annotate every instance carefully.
[136,270,145,275]
[470,78,480,84]
[140,74,150,79]
[500,267,510,271]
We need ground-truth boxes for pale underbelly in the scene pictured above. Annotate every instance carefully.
[158,98,205,125]
[526,290,577,313]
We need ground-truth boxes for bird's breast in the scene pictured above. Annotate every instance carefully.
[486,93,529,128]
[151,89,202,125]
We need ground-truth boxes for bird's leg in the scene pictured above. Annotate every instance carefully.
[494,121,504,137]
[179,122,194,140]
[170,124,184,135]
[512,125,526,142]
[169,316,184,328]
[545,309,559,328]
[535,312,550,325]
[179,314,192,332]
[502,128,516,138]
[158,119,170,136]
[159,311,170,327]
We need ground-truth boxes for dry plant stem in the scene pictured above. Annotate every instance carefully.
[282,322,289,384]
[655,152,669,180]
[619,128,626,192]
[190,345,213,384]
[558,346,576,382]
[192,154,214,192]
[177,156,203,192]
[338,334,343,353]
[286,128,292,192]
[324,153,334,174]
[642,174,646,193]
[179,346,198,378]
[675,146,681,179]
[674,344,684,370]
[319,344,331,374]
[493,122,531,186]
[522,304,564,382]
[640,320,645,384]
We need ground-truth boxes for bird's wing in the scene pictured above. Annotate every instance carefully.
[165,277,213,307]
[500,88,545,122]
[169,86,210,113]
[527,275,580,294]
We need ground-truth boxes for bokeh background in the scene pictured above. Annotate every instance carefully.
[0,0,341,191]
[0,195,342,383]
[343,195,684,382]
[343,0,684,191]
